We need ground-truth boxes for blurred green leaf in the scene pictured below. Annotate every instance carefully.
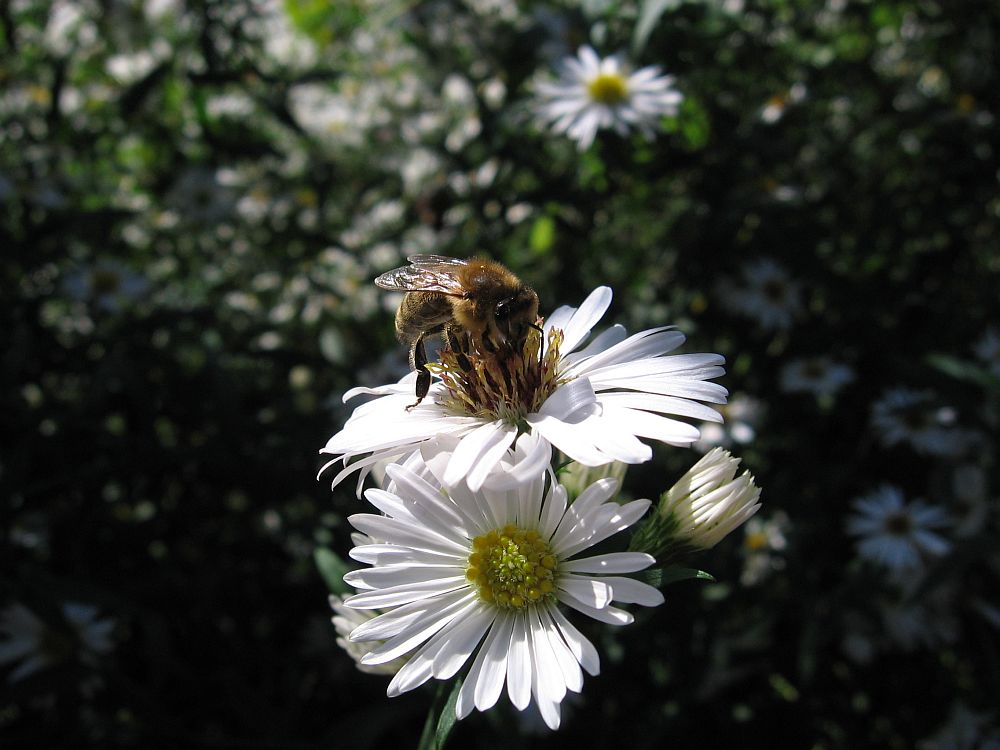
[314,548,352,595]
[418,678,462,750]
[529,214,556,253]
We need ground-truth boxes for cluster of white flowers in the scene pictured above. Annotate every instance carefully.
[321,283,762,730]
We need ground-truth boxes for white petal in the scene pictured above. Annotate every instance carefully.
[550,607,600,676]
[528,607,567,704]
[349,595,456,642]
[559,286,613,353]
[345,576,467,609]
[557,499,652,559]
[506,614,532,710]
[360,591,477,665]
[481,431,552,491]
[348,514,470,557]
[537,377,599,420]
[597,391,725,423]
[557,575,614,610]
[599,406,702,446]
[455,423,518,492]
[349,543,465,567]
[386,649,435,696]
[600,576,665,606]
[473,613,516,712]
[559,597,635,626]
[586,353,726,383]
[550,478,619,550]
[432,606,496,680]
[539,483,568,541]
[560,324,627,367]
[344,564,461,591]
[561,552,657,574]
[563,327,685,377]
[538,606,584,693]
[528,412,610,466]
[382,465,478,538]
[456,614,507,719]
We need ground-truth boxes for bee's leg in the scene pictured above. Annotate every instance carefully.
[446,327,472,372]
[408,336,431,410]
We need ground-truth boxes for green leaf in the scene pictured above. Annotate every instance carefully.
[642,566,715,588]
[417,678,462,750]
[633,0,682,56]
[314,548,352,595]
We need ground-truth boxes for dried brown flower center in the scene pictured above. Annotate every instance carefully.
[428,327,565,425]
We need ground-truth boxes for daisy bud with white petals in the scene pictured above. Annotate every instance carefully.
[634,448,761,557]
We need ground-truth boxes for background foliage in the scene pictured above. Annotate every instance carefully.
[2,0,998,747]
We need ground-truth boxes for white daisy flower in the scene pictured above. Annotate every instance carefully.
[716,258,802,332]
[846,486,951,573]
[341,451,663,730]
[655,447,762,551]
[779,356,855,397]
[321,286,727,495]
[870,386,975,457]
[534,46,682,150]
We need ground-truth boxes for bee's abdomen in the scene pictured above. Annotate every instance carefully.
[395,292,454,344]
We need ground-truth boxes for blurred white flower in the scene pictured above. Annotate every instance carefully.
[62,260,150,312]
[329,595,405,676]
[919,703,1000,750]
[879,592,959,652]
[534,46,682,150]
[740,511,789,586]
[780,356,855,397]
[973,328,1000,377]
[695,393,763,452]
[0,602,115,683]
[657,448,762,550]
[951,463,990,538]
[341,452,662,730]
[846,485,950,573]
[717,258,802,332]
[0,604,49,682]
[322,286,726,495]
[870,387,975,457]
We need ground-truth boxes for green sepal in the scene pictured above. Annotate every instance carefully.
[641,566,715,589]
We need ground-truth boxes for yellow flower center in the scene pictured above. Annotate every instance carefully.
[466,525,558,609]
[745,530,769,552]
[587,73,629,105]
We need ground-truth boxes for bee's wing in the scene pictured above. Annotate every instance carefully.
[374,256,469,295]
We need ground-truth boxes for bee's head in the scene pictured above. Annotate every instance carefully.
[493,287,540,347]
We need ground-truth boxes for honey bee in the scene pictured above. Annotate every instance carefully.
[375,255,540,406]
